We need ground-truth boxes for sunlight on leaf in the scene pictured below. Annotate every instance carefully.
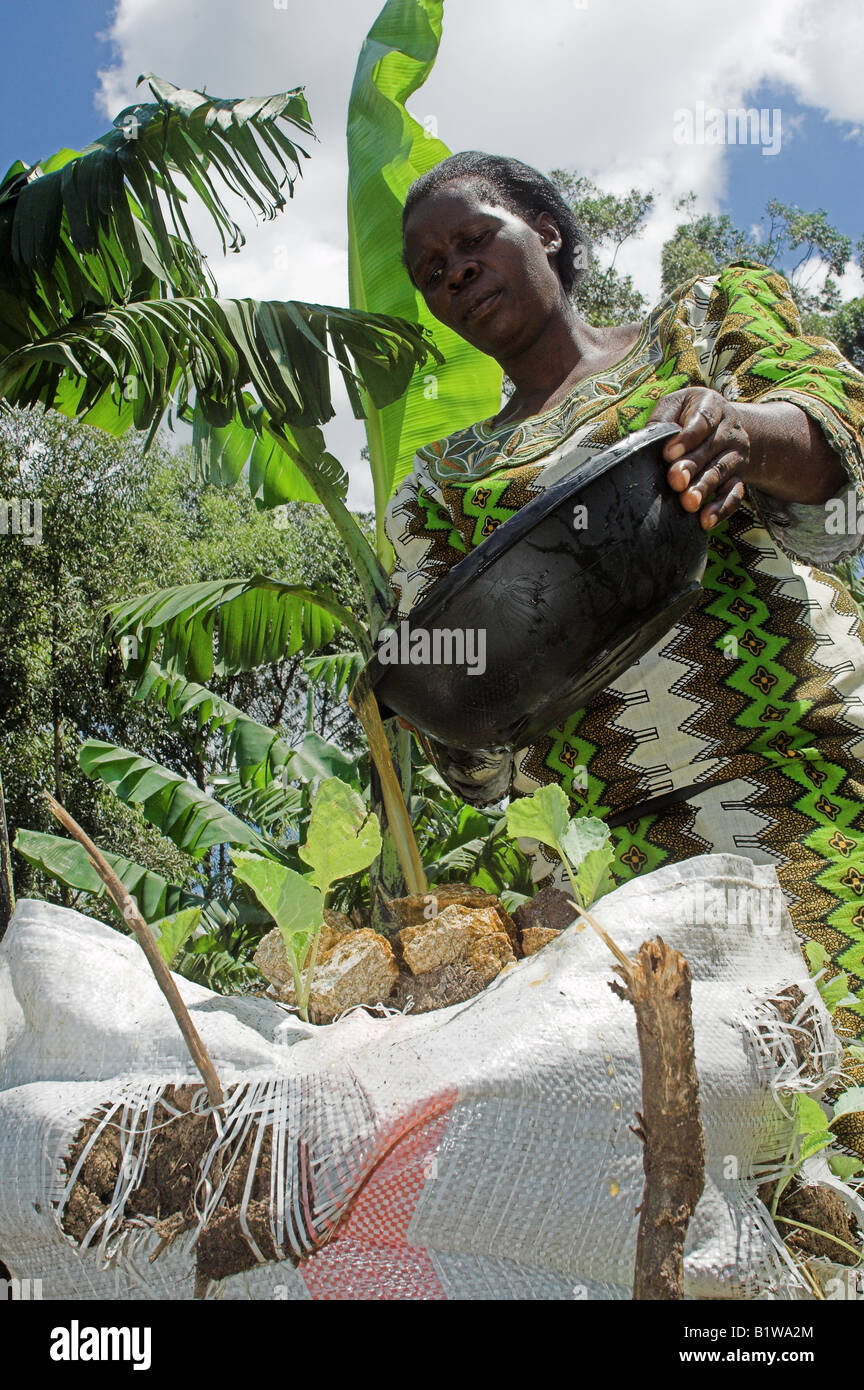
[298,776,381,894]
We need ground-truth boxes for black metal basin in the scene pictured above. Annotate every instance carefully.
[367,421,708,751]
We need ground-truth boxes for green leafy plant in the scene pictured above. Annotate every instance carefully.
[151,906,202,966]
[768,1088,864,1258]
[770,1094,836,1222]
[505,784,614,911]
[231,776,381,1020]
[762,939,864,1247]
[804,940,859,1013]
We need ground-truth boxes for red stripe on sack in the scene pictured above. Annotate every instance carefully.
[299,1089,457,1301]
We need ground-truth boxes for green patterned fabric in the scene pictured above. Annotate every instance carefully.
[385,263,864,1133]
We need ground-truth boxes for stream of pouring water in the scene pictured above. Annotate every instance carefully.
[349,674,428,897]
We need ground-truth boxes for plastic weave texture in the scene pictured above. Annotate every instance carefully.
[0,853,842,1301]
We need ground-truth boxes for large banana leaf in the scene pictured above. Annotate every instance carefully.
[0,297,441,443]
[0,75,314,348]
[192,401,347,504]
[13,827,269,932]
[304,650,365,700]
[347,0,503,556]
[78,740,273,859]
[15,827,196,921]
[191,408,391,618]
[132,662,297,787]
[214,772,304,831]
[214,732,360,827]
[284,731,362,785]
[105,576,369,683]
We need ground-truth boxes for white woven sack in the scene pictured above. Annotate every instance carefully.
[0,852,842,1301]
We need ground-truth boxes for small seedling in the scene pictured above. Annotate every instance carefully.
[505,784,614,912]
[232,776,381,1021]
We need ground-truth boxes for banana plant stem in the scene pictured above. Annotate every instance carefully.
[349,673,427,896]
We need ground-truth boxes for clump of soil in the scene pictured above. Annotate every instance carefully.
[62,1085,210,1244]
[61,1085,289,1286]
[388,957,502,1013]
[758,1176,861,1267]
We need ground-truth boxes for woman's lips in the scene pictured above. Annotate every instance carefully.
[464,288,502,323]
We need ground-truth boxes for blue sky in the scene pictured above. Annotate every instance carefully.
[721,85,862,258]
[0,0,117,174]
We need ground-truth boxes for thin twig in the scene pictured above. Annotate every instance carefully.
[791,1253,826,1301]
[774,1216,864,1265]
[568,898,634,975]
[44,793,224,1111]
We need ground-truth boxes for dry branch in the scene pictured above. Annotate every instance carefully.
[610,936,705,1300]
[44,792,224,1111]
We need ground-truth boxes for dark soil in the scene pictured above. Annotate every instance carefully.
[60,1085,290,1287]
[512,884,580,935]
[758,1176,861,1266]
[758,984,822,1079]
[389,958,500,1013]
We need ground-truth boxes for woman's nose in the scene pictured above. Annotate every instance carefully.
[447,259,479,297]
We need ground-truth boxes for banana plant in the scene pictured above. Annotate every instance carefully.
[347,0,503,564]
[14,826,271,938]
[11,3,506,946]
[99,2,504,915]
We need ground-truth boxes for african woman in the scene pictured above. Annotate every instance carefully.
[386,153,864,1155]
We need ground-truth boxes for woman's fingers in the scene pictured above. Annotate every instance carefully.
[675,445,747,510]
[650,389,750,527]
[699,475,747,529]
[655,391,718,462]
[670,413,749,476]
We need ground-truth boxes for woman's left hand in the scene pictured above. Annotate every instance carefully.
[649,387,751,529]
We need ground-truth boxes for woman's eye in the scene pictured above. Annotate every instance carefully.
[424,231,488,288]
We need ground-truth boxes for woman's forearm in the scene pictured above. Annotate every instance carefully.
[737,400,848,505]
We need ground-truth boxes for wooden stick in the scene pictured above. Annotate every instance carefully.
[44,793,224,1111]
[610,937,706,1300]
[0,769,15,941]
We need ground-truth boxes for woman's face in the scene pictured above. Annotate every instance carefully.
[402,181,566,359]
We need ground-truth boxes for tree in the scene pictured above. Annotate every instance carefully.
[552,172,863,365]
[549,171,654,325]
[0,407,367,928]
[661,195,854,315]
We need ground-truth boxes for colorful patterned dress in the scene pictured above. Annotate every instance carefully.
[385,261,864,1132]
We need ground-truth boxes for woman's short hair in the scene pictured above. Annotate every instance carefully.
[401,151,591,298]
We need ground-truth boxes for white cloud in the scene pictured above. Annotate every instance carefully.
[769,0,864,127]
[95,0,864,506]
